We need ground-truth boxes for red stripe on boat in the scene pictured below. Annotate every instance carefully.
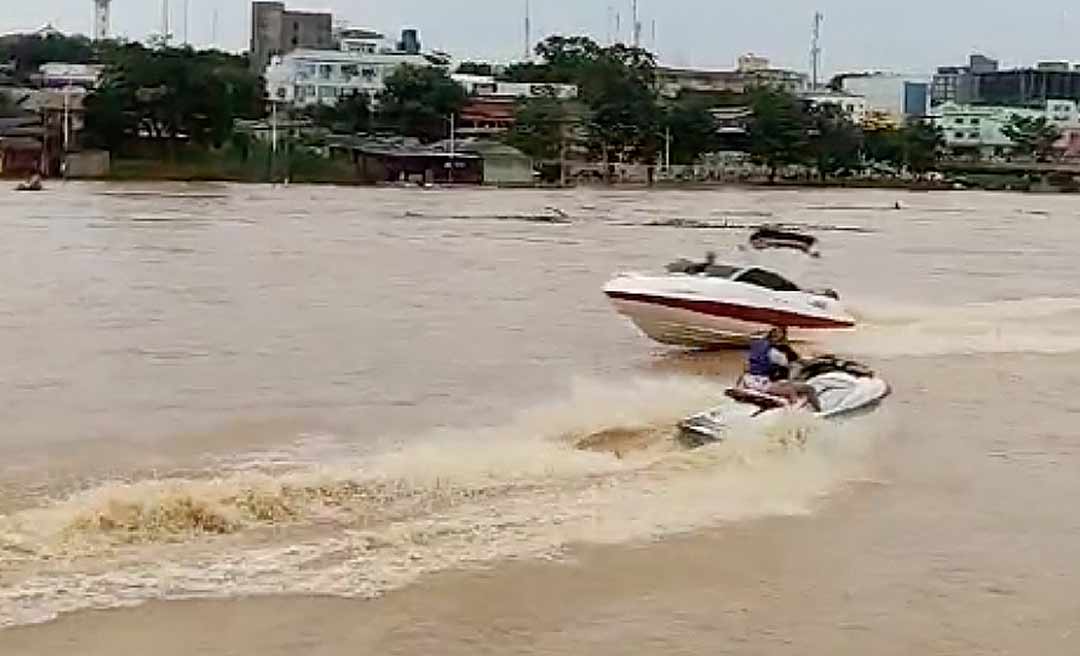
[606,291,855,329]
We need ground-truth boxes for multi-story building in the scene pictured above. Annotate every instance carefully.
[450,74,579,137]
[250,1,333,72]
[657,55,808,99]
[265,45,431,106]
[972,68,1080,106]
[930,53,998,107]
[932,99,1080,158]
[837,73,930,122]
[800,90,868,123]
[35,63,104,89]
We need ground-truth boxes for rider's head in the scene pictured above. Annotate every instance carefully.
[767,326,787,343]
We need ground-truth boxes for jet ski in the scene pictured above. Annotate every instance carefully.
[677,356,890,448]
[604,258,854,348]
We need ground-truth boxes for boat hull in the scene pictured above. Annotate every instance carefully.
[605,274,855,348]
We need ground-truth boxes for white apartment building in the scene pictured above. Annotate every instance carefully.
[265,48,430,107]
[450,74,578,99]
[932,100,1080,157]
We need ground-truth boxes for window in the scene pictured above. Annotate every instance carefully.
[319,64,333,80]
[361,67,377,81]
[954,131,965,139]
[318,86,336,99]
[734,268,800,292]
[276,87,286,99]
[971,118,980,125]
[293,21,300,32]
[969,131,979,139]
[295,84,307,100]
[341,64,359,78]
[955,117,965,124]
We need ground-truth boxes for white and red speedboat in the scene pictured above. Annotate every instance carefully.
[604,258,855,348]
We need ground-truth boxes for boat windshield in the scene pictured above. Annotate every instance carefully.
[665,260,740,278]
[733,267,801,292]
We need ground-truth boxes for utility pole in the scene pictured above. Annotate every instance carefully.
[631,0,641,48]
[183,0,190,45]
[63,88,71,153]
[212,9,220,47]
[270,100,278,182]
[448,113,456,185]
[664,127,671,172]
[811,11,823,90]
[161,0,171,44]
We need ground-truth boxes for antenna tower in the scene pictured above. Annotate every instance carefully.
[93,0,111,41]
[631,0,641,47]
[811,11,823,89]
[524,0,532,60]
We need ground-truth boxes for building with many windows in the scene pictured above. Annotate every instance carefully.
[931,99,1080,158]
[930,54,998,107]
[656,55,808,99]
[835,73,930,122]
[265,47,431,107]
[250,2,333,73]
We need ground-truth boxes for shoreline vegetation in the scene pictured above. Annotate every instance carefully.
[4,33,1079,192]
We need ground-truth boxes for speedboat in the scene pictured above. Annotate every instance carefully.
[678,356,890,448]
[604,258,854,348]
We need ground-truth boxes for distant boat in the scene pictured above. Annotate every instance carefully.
[15,175,43,192]
[749,225,820,256]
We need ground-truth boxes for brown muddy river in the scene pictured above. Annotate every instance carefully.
[1,182,1079,654]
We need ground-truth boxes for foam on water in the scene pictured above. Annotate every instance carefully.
[829,296,1080,357]
[0,375,884,629]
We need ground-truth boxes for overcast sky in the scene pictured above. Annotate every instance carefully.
[4,1,1077,75]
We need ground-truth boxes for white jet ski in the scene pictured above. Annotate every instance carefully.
[678,356,890,448]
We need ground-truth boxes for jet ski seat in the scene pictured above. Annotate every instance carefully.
[725,387,789,411]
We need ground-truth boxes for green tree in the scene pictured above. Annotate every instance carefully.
[899,119,944,174]
[862,127,904,169]
[661,99,720,165]
[0,33,95,81]
[749,89,809,181]
[807,103,863,178]
[82,43,264,152]
[376,64,467,142]
[1001,114,1061,161]
[506,90,571,161]
[304,92,372,134]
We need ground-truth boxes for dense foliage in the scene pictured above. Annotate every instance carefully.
[374,64,467,142]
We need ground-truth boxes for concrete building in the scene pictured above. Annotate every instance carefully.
[800,90,868,123]
[932,99,1080,158]
[451,74,578,100]
[36,63,104,89]
[250,2,333,72]
[838,73,929,122]
[931,54,998,107]
[657,55,808,99]
[265,48,430,107]
[972,68,1080,107]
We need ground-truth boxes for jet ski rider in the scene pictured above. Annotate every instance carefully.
[743,327,822,411]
